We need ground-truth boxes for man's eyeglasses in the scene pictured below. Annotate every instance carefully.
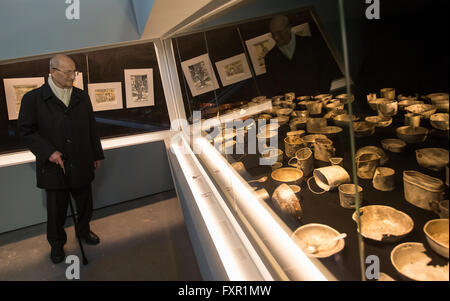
[52,68,79,76]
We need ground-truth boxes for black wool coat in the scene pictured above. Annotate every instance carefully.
[18,82,105,189]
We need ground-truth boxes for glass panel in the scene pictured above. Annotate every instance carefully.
[343,0,449,281]
[175,4,369,280]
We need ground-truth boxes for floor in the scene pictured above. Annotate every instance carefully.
[0,190,203,281]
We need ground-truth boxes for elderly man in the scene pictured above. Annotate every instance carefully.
[264,15,342,96]
[18,54,104,264]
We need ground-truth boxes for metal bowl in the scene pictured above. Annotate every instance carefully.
[308,126,343,137]
[430,113,449,131]
[353,121,375,137]
[426,93,449,102]
[323,109,347,120]
[432,99,449,113]
[424,219,449,258]
[377,100,398,117]
[416,148,449,171]
[333,114,358,127]
[396,126,428,143]
[356,146,389,165]
[275,115,290,125]
[302,134,327,148]
[398,100,424,111]
[276,108,294,116]
[259,123,280,133]
[367,98,388,111]
[271,167,303,185]
[381,138,406,153]
[391,242,449,281]
[325,101,344,112]
[291,223,345,258]
[380,88,395,99]
[406,104,437,119]
[365,115,392,127]
[336,93,355,104]
[353,205,414,242]
[291,110,309,118]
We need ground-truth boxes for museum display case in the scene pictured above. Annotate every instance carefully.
[167,1,449,281]
[1,0,448,281]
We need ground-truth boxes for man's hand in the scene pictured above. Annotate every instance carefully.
[49,151,64,170]
[94,160,101,169]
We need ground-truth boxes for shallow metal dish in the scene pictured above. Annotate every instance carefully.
[271,167,303,185]
[365,115,392,127]
[333,114,358,127]
[308,126,343,137]
[381,138,406,153]
[391,242,449,281]
[398,100,424,111]
[352,205,414,242]
[291,223,345,258]
[396,126,428,143]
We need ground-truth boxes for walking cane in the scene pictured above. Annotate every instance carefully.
[62,164,89,265]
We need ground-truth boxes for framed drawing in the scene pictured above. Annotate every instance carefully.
[181,53,219,97]
[215,53,252,87]
[124,68,154,108]
[245,33,276,76]
[3,77,45,120]
[292,22,312,36]
[88,82,123,112]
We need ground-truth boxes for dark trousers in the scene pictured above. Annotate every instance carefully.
[45,184,93,249]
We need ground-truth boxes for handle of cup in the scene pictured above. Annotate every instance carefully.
[288,157,298,167]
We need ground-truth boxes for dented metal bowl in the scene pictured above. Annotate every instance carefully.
[353,205,414,242]
[391,242,449,281]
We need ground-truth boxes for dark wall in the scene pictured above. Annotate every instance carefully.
[0,42,170,155]
[350,0,449,98]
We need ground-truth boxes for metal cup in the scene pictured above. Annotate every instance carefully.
[405,113,421,127]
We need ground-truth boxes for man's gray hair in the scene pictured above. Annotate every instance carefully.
[49,56,58,69]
